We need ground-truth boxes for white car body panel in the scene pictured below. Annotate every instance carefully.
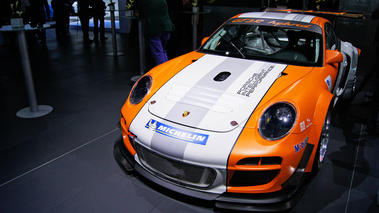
[147,54,287,132]
[128,54,287,194]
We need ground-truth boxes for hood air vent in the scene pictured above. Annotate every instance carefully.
[214,71,231,82]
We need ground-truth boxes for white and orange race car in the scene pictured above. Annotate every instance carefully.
[114,11,360,211]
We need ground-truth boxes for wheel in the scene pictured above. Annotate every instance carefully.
[312,104,332,173]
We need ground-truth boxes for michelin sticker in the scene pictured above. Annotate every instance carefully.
[146,119,209,145]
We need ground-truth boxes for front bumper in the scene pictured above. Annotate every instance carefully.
[113,136,310,212]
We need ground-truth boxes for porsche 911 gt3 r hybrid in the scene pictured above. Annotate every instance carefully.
[114,11,360,211]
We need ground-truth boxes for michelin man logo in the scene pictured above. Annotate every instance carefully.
[147,119,157,131]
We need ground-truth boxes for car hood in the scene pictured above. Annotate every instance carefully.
[148,54,289,132]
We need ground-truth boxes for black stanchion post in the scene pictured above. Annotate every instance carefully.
[192,7,199,50]
[107,2,124,56]
[0,24,53,118]
[131,17,146,82]
[138,18,146,76]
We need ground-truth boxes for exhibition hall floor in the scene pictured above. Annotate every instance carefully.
[0,28,378,213]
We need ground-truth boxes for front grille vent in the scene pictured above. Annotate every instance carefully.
[230,157,282,187]
[237,157,282,166]
[229,170,280,186]
[135,143,216,189]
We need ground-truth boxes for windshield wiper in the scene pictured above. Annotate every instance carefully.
[221,35,246,59]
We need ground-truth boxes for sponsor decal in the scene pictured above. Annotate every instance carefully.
[300,121,306,132]
[231,18,265,24]
[231,19,312,29]
[266,20,312,28]
[300,118,312,132]
[294,137,308,153]
[306,118,312,128]
[325,75,332,92]
[237,65,275,97]
[228,18,322,34]
[145,119,209,145]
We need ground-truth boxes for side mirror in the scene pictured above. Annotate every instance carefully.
[325,50,343,64]
[201,37,209,45]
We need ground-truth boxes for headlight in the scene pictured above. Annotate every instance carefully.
[259,102,296,140]
[129,75,152,105]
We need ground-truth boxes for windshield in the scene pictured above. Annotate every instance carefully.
[199,20,323,66]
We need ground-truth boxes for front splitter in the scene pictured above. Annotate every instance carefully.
[113,135,311,212]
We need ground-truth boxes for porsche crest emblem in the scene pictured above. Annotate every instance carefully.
[182,111,190,117]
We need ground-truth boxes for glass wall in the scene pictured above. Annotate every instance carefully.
[47,0,121,30]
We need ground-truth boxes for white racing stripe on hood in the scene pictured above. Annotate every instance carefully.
[130,55,286,175]
[148,54,227,121]
[148,54,287,132]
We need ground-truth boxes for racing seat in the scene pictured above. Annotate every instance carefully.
[244,34,278,55]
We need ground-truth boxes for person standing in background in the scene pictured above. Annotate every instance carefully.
[29,0,50,46]
[30,0,49,28]
[135,0,176,66]
[92,0,107,41]
[76,0,92,43]
[51,0,72,39]
[0,0,11,27]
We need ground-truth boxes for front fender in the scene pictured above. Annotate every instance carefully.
[313,90,334,126]
[305,90,333,172]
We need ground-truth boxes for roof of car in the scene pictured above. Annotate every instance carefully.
[237,12,317,24]
[226,12,323,34]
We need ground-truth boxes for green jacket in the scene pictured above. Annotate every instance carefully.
[137,0,175,36]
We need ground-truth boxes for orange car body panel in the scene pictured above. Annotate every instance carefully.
[120,51,206,155]
[117,12,356,198]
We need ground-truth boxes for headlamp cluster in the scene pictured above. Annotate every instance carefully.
[129,75,152,105]
[259,102,297,140]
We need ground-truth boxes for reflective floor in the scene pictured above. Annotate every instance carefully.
[0,26,378,212]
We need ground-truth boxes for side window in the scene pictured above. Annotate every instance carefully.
[325,23,338,50]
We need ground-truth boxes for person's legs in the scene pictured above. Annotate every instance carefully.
[55,17,63,38]
[63,14,70,37]
[93,16,99,40]
[99,17,106,40]
[79,15,91,42]
[160,31,170,62]
[148,32,171,65]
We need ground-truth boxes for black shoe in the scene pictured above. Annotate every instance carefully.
[100,36,108,41]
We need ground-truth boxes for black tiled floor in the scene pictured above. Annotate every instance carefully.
[0,26,378,212]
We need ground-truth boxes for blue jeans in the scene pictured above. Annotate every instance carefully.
[148,32,171,65]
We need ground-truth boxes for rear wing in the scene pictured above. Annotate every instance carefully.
[264,8,364,19]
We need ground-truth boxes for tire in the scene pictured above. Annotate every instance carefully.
[312,104,332,173]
